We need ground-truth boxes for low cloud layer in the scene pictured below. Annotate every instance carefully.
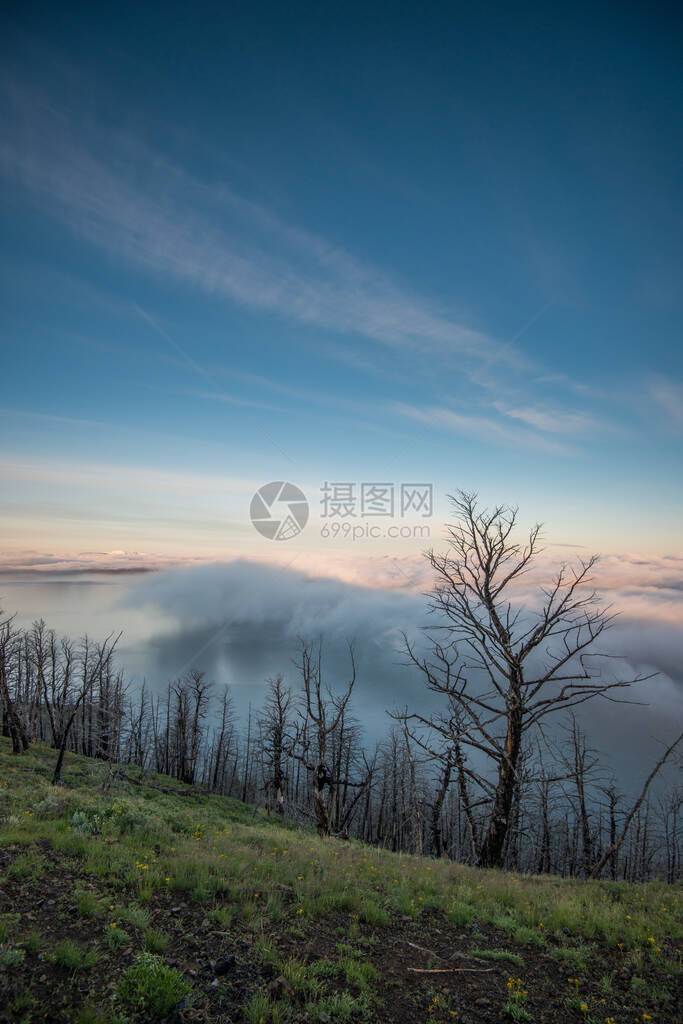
[4,551,681,791]
[119,558,682,787]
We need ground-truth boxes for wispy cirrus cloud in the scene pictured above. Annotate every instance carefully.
[390,400,576,454]
[0,453,262,500]
[0,81,493,358]
[649,377,683,432]
[491,401,612,436]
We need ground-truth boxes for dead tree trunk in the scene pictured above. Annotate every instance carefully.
[398,491,653,869]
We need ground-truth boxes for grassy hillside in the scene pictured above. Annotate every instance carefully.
[0,739,680,1024]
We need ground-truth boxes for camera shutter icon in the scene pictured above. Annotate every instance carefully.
[250,481,309,541]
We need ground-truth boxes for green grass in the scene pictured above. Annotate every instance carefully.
[243,991,273,1023]
[75,889,104,918]
[471,947,524,967]
[338,953,378,989]
[104,924,132,949]
[116,902,150,929]
[281,956,318,996]
[6,851,47,880]
[116,952,192,1017]
[502,1003,532,1022]
[74,1003,121,1024]
[144,927,170,953]
[22,928,43,954]
[513,925,546,947]
[53,939,99,971]
[446,900,476,927]
[0,736,680,1024]
[3,737,676,956]
[209,905,237,928]
[1,946,26,968]
[550,942,594,970]
[359,898,389,927]
[306,990,370,1021]
[9,990,35,1016]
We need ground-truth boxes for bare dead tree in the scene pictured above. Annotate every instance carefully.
[210,685,236,792]
[658,787,682,884]
[600,784,622,880]
[125,681,151,768]
[427,758,452,858]
[588,731,683,879]
[242,704,254,802]
[289,639,357,837]
[170,671,213,785]
[31,622,122,785]
[402,724,424,854]
[535,769,553,875]
[260,674,292,815]
[187,670,212,784]
[0,614,30,754]
[399,491,653,869]
[569,717,598,873]
[553,716,608,876]
[0,604,678,880]
[451,712,479,862]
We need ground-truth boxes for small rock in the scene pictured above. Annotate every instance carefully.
[266,975,294,998]
[475,997,489,1007]
[39,974,47,983]
[215,955,237,976]
[210,979,219,988]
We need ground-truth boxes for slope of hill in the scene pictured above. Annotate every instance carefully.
[0,738,680,1024]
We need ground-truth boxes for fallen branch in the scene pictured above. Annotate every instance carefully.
[405,940,442,959]
[404,940,489,965]
[407,967,495,974]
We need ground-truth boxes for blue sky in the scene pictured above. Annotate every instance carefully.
[1,2,682,571]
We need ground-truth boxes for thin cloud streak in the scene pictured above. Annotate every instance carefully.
[0,454,263,498]
[134,305,299,468]
[1,83,495,358]
[390,401,575,455]
[385,301,554,465]
[649,377,683,432]
[491,401,613,436]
